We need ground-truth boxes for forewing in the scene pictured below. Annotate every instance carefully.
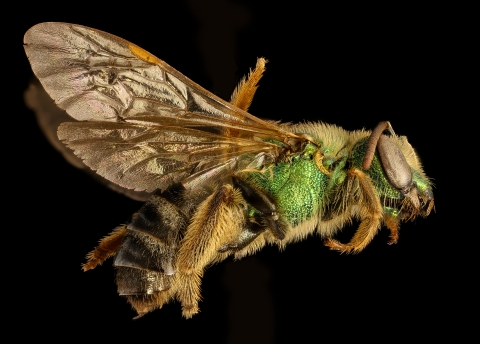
[25,78,151,201]
[23,22,293,140]
[24,22,293,192]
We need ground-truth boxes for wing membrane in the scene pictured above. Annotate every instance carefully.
[24,78,151,201]
[58,122,280,192]
[25,22,296,192]
[24,23,295,140]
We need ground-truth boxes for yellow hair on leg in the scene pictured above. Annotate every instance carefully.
[230,57,267,111]
[177,185,245,273]
[325,168,383,254]
[82,225,127,271]
[176,185,246,317]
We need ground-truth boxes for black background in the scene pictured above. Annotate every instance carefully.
[10,1,466,342]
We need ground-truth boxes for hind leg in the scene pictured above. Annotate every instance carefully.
[176,184,247,318]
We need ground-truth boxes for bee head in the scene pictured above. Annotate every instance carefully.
[375,134,434,220]
[352,124,434,222]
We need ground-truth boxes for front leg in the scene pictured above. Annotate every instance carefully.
[325,168,382,254]
[383,212,400,245]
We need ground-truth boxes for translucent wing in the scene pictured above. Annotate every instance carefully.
[57,121,279,192]
[24,78,150,200]
[24,22,299,192]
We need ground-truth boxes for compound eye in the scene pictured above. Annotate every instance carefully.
[377,134,412,192]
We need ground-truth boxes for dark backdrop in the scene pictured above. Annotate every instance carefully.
[10,1,463,342]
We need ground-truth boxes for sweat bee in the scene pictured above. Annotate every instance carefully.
[24,22,434,319]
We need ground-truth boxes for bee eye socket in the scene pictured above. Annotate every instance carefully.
[377,134,413,191]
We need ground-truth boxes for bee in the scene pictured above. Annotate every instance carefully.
[24,22,434,319]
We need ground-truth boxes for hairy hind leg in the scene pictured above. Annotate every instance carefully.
[176,184,246,318]
[230,58,267,111]
[82,226,127,271]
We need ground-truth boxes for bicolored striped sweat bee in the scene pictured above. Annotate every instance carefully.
[24,22,434,319]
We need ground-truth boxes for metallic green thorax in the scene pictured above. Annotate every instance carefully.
[242,143,329,226]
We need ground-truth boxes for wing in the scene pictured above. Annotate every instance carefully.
[25,78,151,200]
[57,121,279,192]
[24,22,300,192]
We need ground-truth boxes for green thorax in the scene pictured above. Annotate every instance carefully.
[241,143,330,227]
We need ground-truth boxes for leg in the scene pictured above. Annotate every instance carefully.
[177,184,246,318]
[82,225,127,271]
[218,218,265,253]
[232,176,287,240]
[383,213,400,245]
[177,185,246,273]
[324,168,383,254]
[230,58,267,111]
[176,270,203,319]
